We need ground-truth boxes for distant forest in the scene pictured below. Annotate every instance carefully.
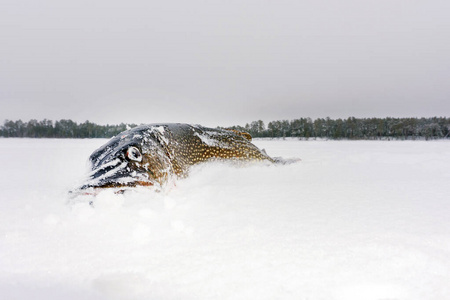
[233,117,450,140]
[1,117,449,140]
[0,119,137,139]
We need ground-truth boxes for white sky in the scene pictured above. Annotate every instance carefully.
[1,0,449,127]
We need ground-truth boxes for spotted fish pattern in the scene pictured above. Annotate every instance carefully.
[80,123,275,191]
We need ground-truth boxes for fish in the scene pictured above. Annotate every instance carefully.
[76,123,293,194]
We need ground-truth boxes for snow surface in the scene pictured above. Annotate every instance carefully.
[0,138,450,300]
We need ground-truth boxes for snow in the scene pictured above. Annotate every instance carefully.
[154,126,168,145]
[193,131,231,149]
[1,138,450,300]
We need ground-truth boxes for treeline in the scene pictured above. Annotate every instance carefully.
[229,117,450,140]
[1,117,449,140]
[0,119,137,138]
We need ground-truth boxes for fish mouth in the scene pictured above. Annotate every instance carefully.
[78,158,154,190]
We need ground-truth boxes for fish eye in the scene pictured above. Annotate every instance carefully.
[126,146,142,162]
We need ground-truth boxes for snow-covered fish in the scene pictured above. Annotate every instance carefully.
[76,123,288,194]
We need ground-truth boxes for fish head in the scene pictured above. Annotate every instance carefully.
[78,125,172,191]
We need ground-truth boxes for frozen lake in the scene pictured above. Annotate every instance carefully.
[0,138,449,300]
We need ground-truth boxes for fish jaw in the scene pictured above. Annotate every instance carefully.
[78,157,157,191]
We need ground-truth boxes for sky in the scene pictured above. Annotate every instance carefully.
[1,0,449,127]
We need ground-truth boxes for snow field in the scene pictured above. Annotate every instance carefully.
[0,138,449,299]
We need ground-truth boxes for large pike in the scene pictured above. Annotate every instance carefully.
[77,123,292,193]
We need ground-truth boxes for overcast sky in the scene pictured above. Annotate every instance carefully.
[1,0,449,127]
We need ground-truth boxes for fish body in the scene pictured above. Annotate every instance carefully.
[79,123,275,191]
